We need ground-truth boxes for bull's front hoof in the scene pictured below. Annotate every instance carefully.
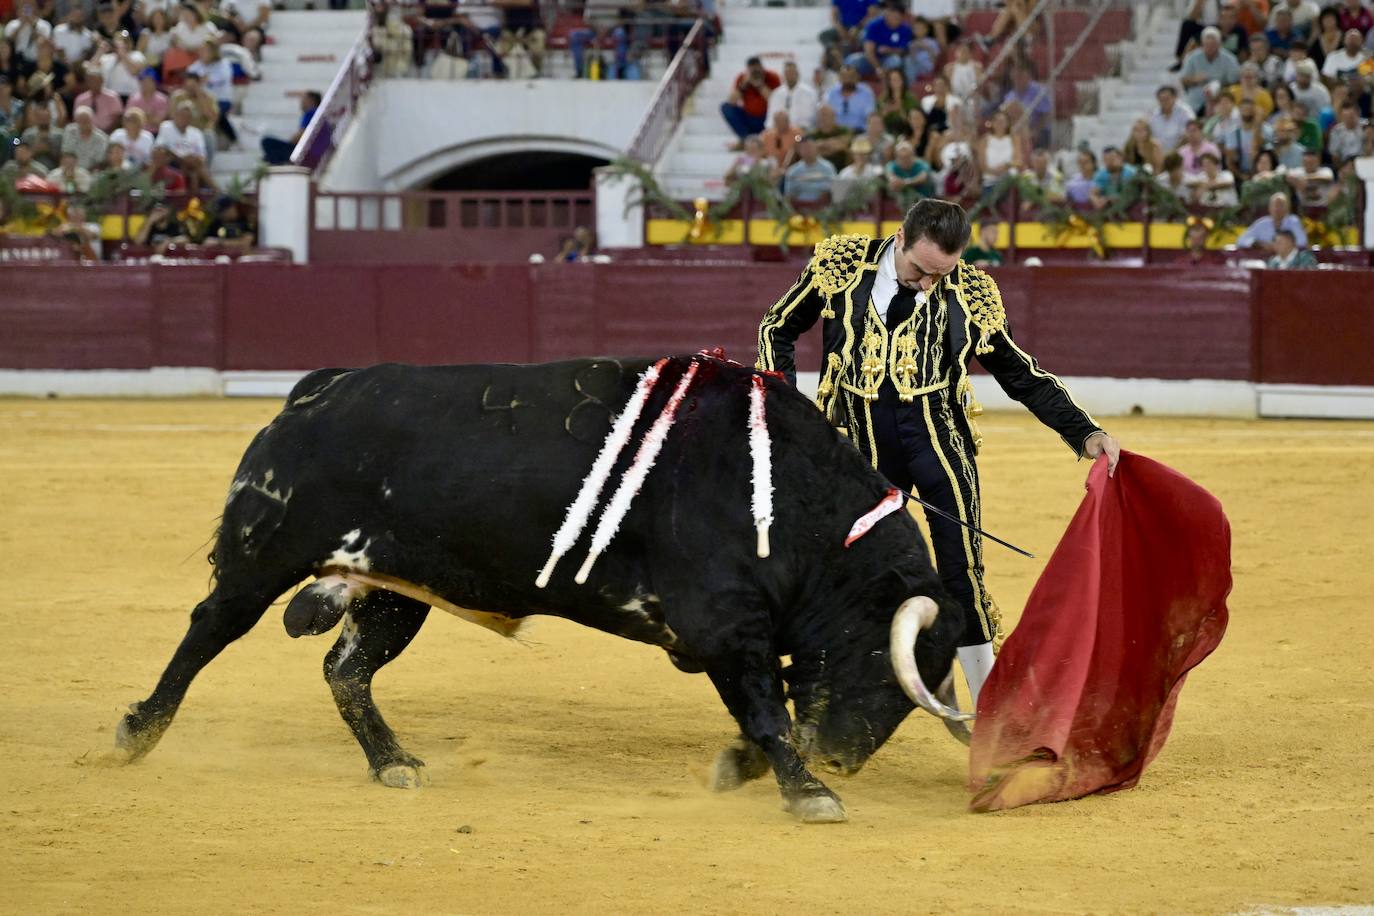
[787,794,848,824]
[375,763,428,789]
[112,702,165,764]
[710,741,771,792]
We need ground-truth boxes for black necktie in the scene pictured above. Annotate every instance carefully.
[885,285,918,331]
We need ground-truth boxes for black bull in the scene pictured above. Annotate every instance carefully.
[113,356,964,823]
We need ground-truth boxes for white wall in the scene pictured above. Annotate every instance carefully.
[323,80,658,191]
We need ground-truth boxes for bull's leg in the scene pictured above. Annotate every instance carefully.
[115,583,279,762]
[710,734,771,791]
[702,653,846,824]
[322,589,430,788]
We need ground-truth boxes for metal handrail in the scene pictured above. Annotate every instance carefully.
[1012,0,1122,139]
[290,16,374,174]
[624,16,709,165]
[967,0,1055,118]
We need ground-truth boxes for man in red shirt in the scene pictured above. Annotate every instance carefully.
[1336,0,1373,36]
[720,55,780,149]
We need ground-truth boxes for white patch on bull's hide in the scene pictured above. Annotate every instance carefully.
[245,468,293,506]
[226,477,248,503]
[326,529,372,571]
[333,612,360,673]
[620,598,646,613]
[381,481,393,500]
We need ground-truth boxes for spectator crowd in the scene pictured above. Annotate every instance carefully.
[714,0,1373,265]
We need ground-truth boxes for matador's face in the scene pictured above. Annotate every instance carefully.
[894,230,961,293]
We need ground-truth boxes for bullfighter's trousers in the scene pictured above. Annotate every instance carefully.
[868,386,997,648]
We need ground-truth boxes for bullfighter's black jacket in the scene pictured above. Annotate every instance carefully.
[756,233,1104,465]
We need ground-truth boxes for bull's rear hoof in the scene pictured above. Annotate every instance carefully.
[710,741,771,792]
[787,794,848,824]
[375,764,427,789]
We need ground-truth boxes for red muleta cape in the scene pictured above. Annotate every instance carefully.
[968,450,1231,812]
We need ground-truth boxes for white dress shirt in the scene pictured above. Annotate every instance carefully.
[872,241,927,321]
[765,80,818,131]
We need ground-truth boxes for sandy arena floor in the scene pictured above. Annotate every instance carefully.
[1,399,1371,915]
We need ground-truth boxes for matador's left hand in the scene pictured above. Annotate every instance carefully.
[1085,431,1121,477]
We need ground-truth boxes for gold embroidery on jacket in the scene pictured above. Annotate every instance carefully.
[956,262,1007,355]
[813,233,871,318]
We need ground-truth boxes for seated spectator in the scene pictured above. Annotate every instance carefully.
[1289,59,1329,117]
[74,65,124,133]
[1327,100,1363,163]
[1181,27,1240,114]
[825,64,876,132]
[20,103,62,169]
[1000,64,1051,149]
[1203,92,1242,146]
[1228,62,1274,117]
[877,66,917,134]
[1309,8,1344,71]
[168,71,220,157]
[1065,148,1098,207]
[204,197,255,250]
[1090,146,1137,209]
[978,109,1022,189]
[907,18,942,82]
[860,111,895,162]
[1215,0,1249,59]
[1122,118,1165,173]
[1265,7,1302,52]
[846,2,912,80]
[1248,148,1283,183]
[1156,150,1190,199]
[137,10,175,71]
[832,136,884,199]
[92,1,130,44]
[146,142,186,191]
[6,4,53,66]
[1025,147,1066,206]
[1289,100,1322,150]
[218,0,272,51]
[1321,28,1369,80]
[61,105,109,170]
[1245,33,1283,87]
[1175,220,1215,265]
[132,199,190,252]
[930,113,976,200]
[187,43,237,147]
[1336,0,1373,35]
[1225,96,1273,174]
[902,107,931,160]
[783,134,837,206]
[963,221,1003,266]
[920,74,960,134]
[1270,115,1305,167]
[1187,151,1239,206]
[170,4,220,54]
[52,8,96,68]
[49,201,100,259]
[103,139,137,173]
[109,107,153,167]
[1,135,45,180]
[0,77,21,135]
[884,139,933,202]
[47,149,91,192]
[811,103,854,170]
[126,68,169,129]
[1178,119,1221,174]
[262,90,320,166]
[760,109,799,170]
[821,0,880,55]
[981,0,1032,47]
[720,56,780,148]
[1281,43,1312,83]
[814,45,844,97]
[1268,0,1321,39]
[1284,147,1334,205]
[766,60,818,133]
[943,40,982,103]
[1148,85,1194,154]
[1267,82,1298,125]
[1236,190,1307,249]
[155,100,213,190]
[101,31,146,101]
[23,43,73,115]
[725,134,778,182]
[1265,227,1317,267]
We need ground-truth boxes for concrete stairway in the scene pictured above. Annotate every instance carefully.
[655,2,831,201]
[212,9,366,188]
[1071,1,1184,158]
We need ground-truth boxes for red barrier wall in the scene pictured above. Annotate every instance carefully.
[0,262,1369,387]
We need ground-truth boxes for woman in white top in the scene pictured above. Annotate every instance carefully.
[137,9,174,68]
[187,42,238,146]
[977,109,1021,188]
[109,107,155,166]
[171,5,219,52]
[920,74,961,134]
[1186,150,1238,207]
[944,41,982,101]
[101,32,147,98]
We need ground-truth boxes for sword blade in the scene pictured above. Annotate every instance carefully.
[904,492,1035,558]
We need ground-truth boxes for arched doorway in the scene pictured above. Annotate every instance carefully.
[425,151,609,192]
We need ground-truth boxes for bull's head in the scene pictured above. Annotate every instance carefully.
[788,589,967,775]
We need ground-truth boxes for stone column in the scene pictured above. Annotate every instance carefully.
[259,165,313,263]
[594,167,645,249]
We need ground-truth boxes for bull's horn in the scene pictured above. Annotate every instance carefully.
[890,597,975,723]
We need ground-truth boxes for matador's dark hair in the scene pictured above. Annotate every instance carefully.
[900,199,971,255]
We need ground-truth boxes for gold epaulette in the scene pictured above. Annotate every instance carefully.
[812,234,872,317]
[957,261,1007,355]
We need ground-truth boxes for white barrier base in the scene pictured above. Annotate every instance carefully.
[1,369,1372,420]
